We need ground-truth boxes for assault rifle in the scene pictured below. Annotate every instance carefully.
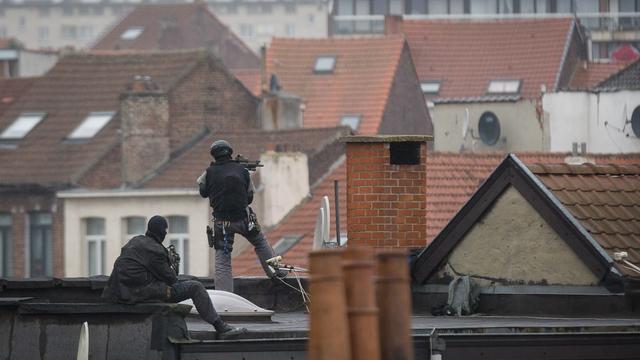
[232,154,263,172]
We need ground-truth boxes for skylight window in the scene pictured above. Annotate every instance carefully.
[67,112,114,140]
[420,81,441,94]
[273,235,302,255]
[120,26,144,40]
[487,80,521,94]
[340,115,360,131]
[314,56,336,73]
[0,112,46,139]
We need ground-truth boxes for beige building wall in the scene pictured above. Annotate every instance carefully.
[210,0,329,52]
[441,186,598,286]
[431,100,548,153]
[253,151,310,228]
[60,190,210,277]
[0,4,130,50]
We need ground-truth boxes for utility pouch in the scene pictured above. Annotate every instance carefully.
[247,207,261,235]
[206,226,215,248]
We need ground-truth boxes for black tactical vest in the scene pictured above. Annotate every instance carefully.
[204,159,250,221]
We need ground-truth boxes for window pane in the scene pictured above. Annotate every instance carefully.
[337,0,354,14]
[389,0,404,14]
[340,115,361,131]
[314,56,336,72]
[575,0,597,13]
[411,0,427,13]
[498,0,514,13]
[101,240,106,275]
[68,112,114,139]
[1,113,46,139]
[521,0,535,12]
[471,0,496,13]
[86,218,105,235]
[557,0,572,12]
[356,0,370,14]
[88,241,97,276]
[450,0,465,13]
[429,0,448,13]
[0,214,11,277]
[120,26,144,40]
[372,0,387,14]
[168,216,188,234]
[620,0,636,12]
[535,0,547,12]
[126,216,146,236]
[30,212,52,277]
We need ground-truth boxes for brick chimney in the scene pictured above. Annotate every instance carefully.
[120,75,170,185]
[384,15,403,36]
[345,135,432,249]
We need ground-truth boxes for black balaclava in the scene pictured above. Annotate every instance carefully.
[146,215,168,243]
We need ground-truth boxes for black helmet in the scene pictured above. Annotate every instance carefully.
[210,139,233,159]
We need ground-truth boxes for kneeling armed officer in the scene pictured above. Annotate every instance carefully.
[198,140,281,292]
[102,215,246,339]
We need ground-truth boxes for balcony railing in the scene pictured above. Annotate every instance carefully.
[330,12,640,36]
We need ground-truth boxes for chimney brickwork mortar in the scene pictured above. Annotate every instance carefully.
[120,76,170,185]
[345,136,431,249]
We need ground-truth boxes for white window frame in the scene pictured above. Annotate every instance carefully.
[314,56,336,73]
[0,112,46,140]
[85,217,106,276]
[340,115,361,131]
[487,80,521,94]
[420,81,441,94]
[67,111,114,140]
[120,26,144,40]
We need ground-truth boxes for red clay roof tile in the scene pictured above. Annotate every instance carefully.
[234,152,640,276]
[265,36,407,135]
[92,3,259,70]
[403,18,575,100]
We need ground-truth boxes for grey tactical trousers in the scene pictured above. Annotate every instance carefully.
[169,280,220,325]
[213,219,276,292]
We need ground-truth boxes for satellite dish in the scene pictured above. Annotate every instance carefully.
[631,105,640,138]
[76,322,89,360]
[462,108,470,139]
[313,207,325,250]
[478,111,501,146]
[321,196,331,245]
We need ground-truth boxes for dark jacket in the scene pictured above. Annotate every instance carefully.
[101,234,177,304]
[199,158,253,221]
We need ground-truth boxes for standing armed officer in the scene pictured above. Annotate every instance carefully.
[198,140,281,292]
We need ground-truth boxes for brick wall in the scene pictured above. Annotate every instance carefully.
[378,44,433,137]
[168,57,260,151]
[346,137,429,249]
[0,188,63,277]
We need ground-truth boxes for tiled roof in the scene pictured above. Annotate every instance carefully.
[0,38,19,49]
[568,61,630,90]
[0,50,207,187]
[265,36,406,135]
[529,163,640,277]
[92,3,259,70]
[234,160,347,276]
[596,58,640,91]
[0,77,37,116]
[234,152,640,276]
[403,18,575,100]
[143,127,351,188]
[233,68,261,96]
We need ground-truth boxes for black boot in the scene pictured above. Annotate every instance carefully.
[213,319,247,340]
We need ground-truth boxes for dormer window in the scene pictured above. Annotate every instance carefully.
[120,26,144,40]
[314,55,336,74]
[420,81,441,95]
[67,112,114,140]
[0,112,46,140]
[487,80,521,94]
[340,115,360,131]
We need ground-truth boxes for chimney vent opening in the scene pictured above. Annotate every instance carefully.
[390,142,420,165]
